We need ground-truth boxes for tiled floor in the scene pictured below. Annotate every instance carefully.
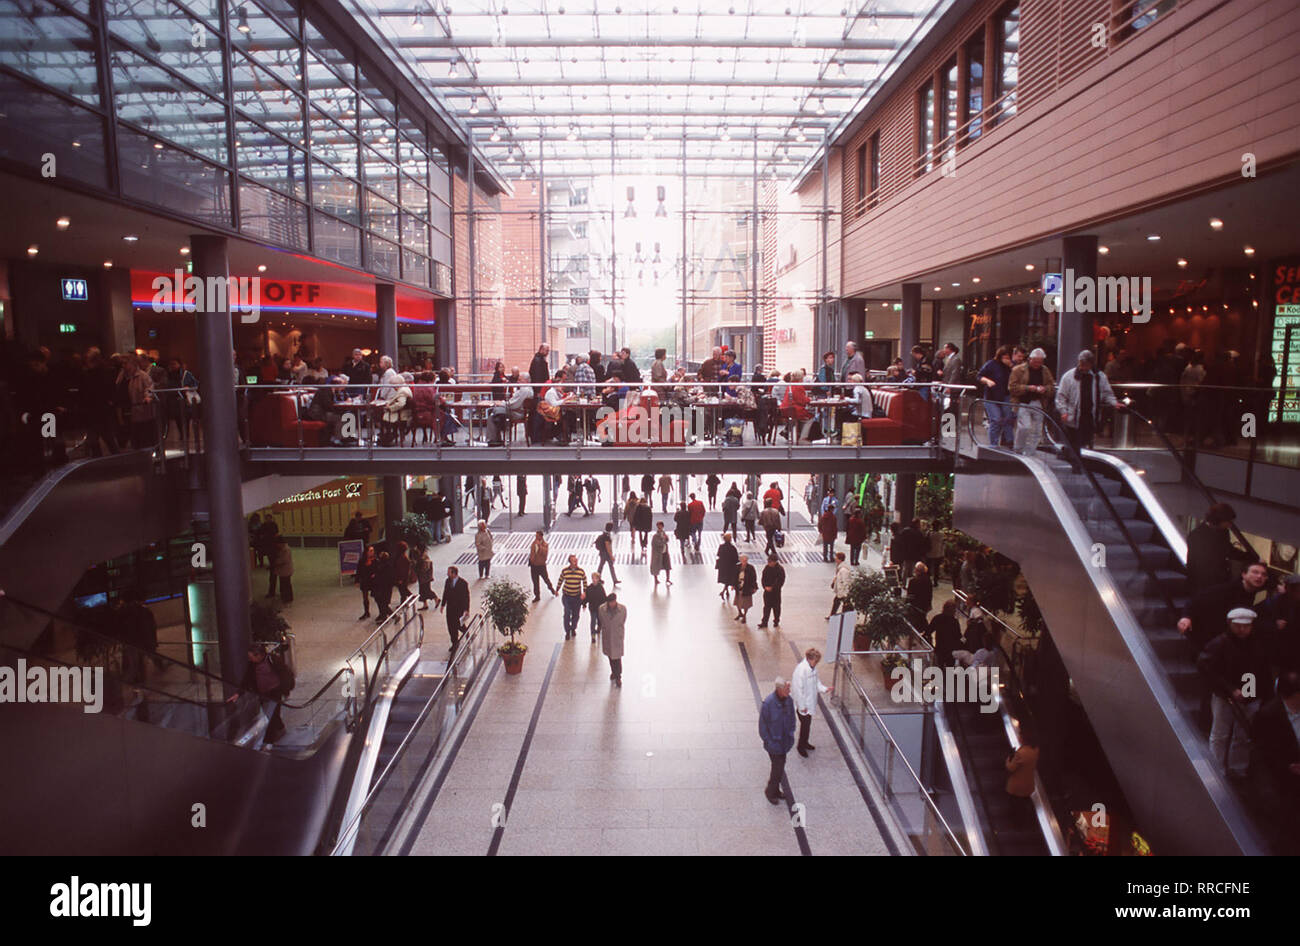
[405,546,895,857]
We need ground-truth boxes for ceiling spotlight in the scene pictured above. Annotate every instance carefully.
[1024,263,1034,270]
[26,244,38,256]
[236,5,251,33]
[624,186,636,218]
[1176,258,1188,268]
[411,11,423,29]
[972,277,981,283]
[796,128,806,142]
[868,14,879,31]
[643,125,653,141]
[1098,245,1109,255]
[1146,234,1160,241]
[816,98,825,116]
[103,260,113,269]
[258,264,268,272]
[1243,245,1255,256]
[179,246,190,255]
[153,141,164,150]
[123,234,139,242]
[720,125,730,141]
[56,216,70,230]
[567,125,576,141]
[932,286,942,292]
[655,185,667,218]
[448,58,458,78]
[837,60,846,77]
[951,282,960,287]
[1209,217,1224,230]
[490,125,501,141]
[469,96,479,114]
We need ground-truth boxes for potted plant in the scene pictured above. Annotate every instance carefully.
[391,512,434,550]
[864,592,914,688]
[483,577,530,674]
[845,569,890,650]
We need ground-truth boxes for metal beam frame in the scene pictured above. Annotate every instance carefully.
[246,445,948,477]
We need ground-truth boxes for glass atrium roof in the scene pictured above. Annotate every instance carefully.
[343,1,952,181]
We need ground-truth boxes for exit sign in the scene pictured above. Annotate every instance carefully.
[61,278,88,301]
[58,323,77,334]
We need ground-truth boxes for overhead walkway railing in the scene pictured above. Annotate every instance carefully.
[331,612,495,856]
[131,379,968,471]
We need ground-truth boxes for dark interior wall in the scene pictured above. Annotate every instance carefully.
[8,259,114,357]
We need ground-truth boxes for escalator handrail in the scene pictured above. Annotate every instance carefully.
[1117,404,1260,566]
[330,612,489,855]
[964,400,1180,625]
[0,592,409,722]
[833,654,969,854]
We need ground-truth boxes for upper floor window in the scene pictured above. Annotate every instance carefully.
[570,287,589,306]
[939,57,958,160]
[868,131,880,207]
[572,221,587,239]
[965,31,985,141]
[916,83,934,176]
[994,3,1019,124]
[568,187,588,206]
[1117,0,1177,39]
[855,142,867,203]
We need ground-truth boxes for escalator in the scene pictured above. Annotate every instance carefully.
[0,592,426,855]
[953,402,1275,855]
[943,699,1052,856]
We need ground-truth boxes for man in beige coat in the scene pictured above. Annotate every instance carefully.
[474,520,494,579]
[599,592,627,687]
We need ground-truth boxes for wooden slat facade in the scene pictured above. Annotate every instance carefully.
[838,0,1300,296]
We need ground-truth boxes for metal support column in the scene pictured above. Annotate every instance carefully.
[189,235,249,688]
[681,133,688,365]
[819,139,830,363]
[539,129,547,359]
[376,282,404,546]
[1059,235,1099,381]
[377,283,397,363]
[467,146,478,375]
[901,283,922,362]
[751,126,760,372]
[542,475,553,533]
[609,132,618,353]
[896,473,917,526]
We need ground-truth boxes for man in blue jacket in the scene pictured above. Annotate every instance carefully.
[759,677,796,804]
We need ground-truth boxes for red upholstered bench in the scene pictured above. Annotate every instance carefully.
[860,388,930,445]
[594,392,689,445]
[249,393,327,447]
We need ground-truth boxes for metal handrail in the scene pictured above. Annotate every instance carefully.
[1118,403,1260,567]
[952,588,1025,642]
[833,654,967,855]
[331,611,490,855]
[965,399,1181,624]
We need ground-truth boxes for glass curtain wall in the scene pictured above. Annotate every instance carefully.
[0,0,452,290]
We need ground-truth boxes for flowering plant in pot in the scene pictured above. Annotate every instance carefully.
[483,577,530,674]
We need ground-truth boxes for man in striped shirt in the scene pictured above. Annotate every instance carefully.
[558,554,587,640]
